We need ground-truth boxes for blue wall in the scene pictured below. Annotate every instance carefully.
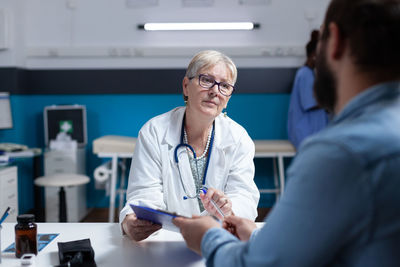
[0,94,290,213]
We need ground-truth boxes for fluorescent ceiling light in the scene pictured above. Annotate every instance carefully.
[138,22,260,31]
[126,0,158,8]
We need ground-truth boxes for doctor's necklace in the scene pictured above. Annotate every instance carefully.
[183,126,212,160]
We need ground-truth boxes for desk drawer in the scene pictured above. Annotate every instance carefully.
[0,166,18,222]
[44,151,76,162]
[1,185,17,204]
[0,166,17,188]
[1,172,17,189]
[45,158,77,173]
[45,152,78,174]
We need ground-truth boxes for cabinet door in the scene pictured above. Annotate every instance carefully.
[0,166,18,222]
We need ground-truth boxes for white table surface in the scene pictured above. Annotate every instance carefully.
[0,223,204,267]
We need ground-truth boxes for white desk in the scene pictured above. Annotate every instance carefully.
[0,222,204,267]
[254,140,296,200]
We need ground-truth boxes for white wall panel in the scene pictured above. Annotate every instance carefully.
[3,0,331,68]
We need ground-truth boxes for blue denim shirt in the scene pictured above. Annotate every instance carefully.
[288,66,330,149]
[202,81,400,267]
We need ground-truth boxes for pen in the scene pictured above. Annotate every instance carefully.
[0,206,10,225]
[201,188,225,219]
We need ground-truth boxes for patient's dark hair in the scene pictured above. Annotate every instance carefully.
[306,30,319,58]
[321,0,400,79]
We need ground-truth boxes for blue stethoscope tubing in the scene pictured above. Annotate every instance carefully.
[174,114,215,200]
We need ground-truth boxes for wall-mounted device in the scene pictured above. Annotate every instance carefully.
[44,105,87,148]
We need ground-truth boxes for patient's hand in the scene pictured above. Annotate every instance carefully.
[173,215,221,255]
[122,213,162,242]
[223,215,257,241]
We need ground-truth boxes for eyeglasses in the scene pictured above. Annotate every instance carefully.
[189,74,235,96]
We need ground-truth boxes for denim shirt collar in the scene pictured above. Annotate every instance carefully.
[332,81,400,124]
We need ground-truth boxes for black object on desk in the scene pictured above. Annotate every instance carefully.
[57,239,96,267]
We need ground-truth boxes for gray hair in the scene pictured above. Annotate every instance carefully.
[185,50,237,84]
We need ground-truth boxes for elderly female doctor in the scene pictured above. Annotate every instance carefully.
[120,50,259,241]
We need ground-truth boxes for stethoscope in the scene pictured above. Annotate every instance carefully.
[174,115,215,200]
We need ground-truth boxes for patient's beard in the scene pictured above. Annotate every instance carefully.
[313,43,337,114]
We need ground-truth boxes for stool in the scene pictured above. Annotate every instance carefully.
[34,174,90,222]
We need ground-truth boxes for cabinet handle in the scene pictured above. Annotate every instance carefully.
[8,193,15,199]
[7,178,15,184]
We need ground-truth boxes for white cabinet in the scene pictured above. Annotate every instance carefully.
[0,166,18,222]
[44,148,87,222]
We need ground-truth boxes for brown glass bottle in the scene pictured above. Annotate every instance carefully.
[15,214,37,258]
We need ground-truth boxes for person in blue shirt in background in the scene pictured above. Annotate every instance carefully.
[174,0,400,266]
[287,29,329,149]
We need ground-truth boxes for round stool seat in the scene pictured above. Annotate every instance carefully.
[35,173,90,187]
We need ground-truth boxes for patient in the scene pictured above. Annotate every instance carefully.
[120,50,260,241]
[174,0,400,265]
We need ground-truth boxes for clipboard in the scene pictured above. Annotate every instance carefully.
[130,204,187,232]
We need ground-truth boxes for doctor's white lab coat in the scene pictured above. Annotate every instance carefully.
[119,107,260,224]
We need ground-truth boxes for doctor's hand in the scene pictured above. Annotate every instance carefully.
[223,215,257,241]
[200,187,233,220]
[173,215,221,255]
[122,213,162,242]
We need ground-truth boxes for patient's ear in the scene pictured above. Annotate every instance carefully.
[327,22,346,61]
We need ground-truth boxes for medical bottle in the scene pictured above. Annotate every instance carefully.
[15,214,38,258]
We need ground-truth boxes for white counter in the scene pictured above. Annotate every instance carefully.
[0,222,204,267]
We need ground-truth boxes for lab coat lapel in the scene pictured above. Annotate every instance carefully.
[205,146,226,189]
[163,107,197,198]
[205,115,235,189]
[163,107,185,146]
